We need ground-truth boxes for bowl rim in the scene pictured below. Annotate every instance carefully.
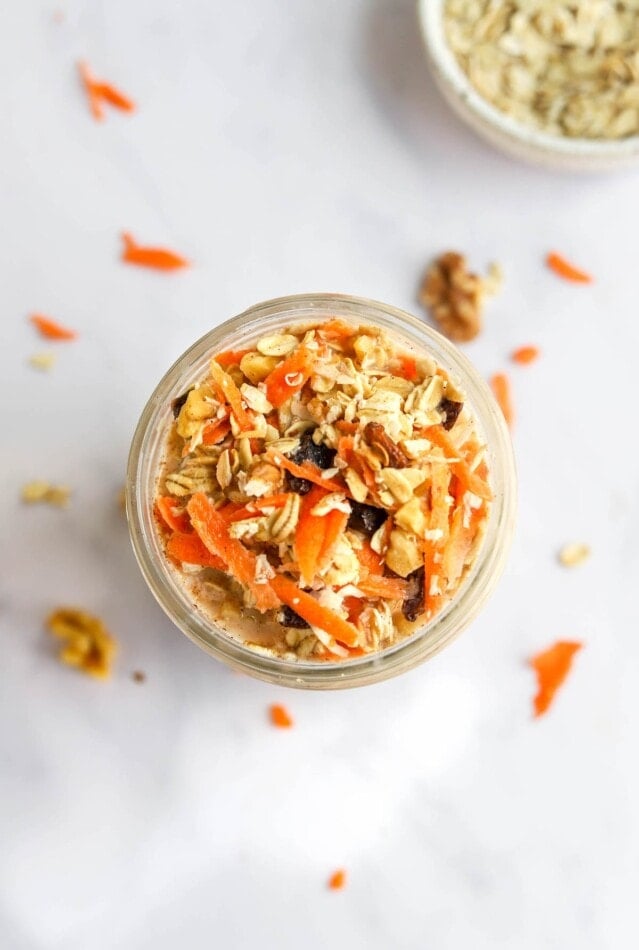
[126,293,517,689]
[417,0,639,158]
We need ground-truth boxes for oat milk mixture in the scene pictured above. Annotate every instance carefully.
[154,320,491,661]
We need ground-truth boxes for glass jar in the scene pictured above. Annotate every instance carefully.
[126,294,516,689]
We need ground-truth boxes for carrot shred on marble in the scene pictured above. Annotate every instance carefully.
[511,345,540,366]
[270,703,294,729]
[530,640,583,717]
[490,372,514,428]
[121,232,189,271]
[30,313,77,341]
[78,61,135,121]
[546,252,592,284]
[328,869,346,890]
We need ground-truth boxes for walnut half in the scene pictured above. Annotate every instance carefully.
[418,252,502,343]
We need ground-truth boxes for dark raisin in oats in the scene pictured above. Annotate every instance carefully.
[402,567,425,622]
[171,390,192,419]
[439,398,463,431]
[279,605,310,629]
[348,500,387,536]
[289,429,336,470]
[285,473,313,495]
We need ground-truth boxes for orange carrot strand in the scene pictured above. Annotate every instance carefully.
[530,640,583,717]
[30,313,77,341]
[270,703,294,728]
[78,61,135,120]
[511,345,540,366]
[546,252,592,284]
[121,232,189,271]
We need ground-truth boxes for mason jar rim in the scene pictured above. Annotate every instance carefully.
[126,293,517,689]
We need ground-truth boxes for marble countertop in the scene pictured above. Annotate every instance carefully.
[1,2,637,948]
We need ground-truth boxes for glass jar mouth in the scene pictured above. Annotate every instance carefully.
[126,293,517,689]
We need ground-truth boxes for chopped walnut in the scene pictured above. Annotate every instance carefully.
[21,480,71,507]
[47,607,117,679]
[418,252,502,343]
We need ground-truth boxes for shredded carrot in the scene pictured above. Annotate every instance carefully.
[214,348,251,368]
[270,575,359,647]
[328,869,346,890]
[187,493,280,611]
[490,372,514,428]
[78,61,135,121]
[358,576,407,600]
[344,596,365,623]
[316,319,355,342]
[530,640,583,717]
[208,360,253,431]
[546,252,592,284]
[424,427,492,501]
[30,313,77,341]
[121,232,189,271]
[355,541,384,576]
[335,420,359,435]
[318,509,349,569]
[511,345,540,366]
[264,345,316,408]
[201,417,231,445]
[270,703,293,729]
[156,496,191,534]
[255,493,290,509]
[295,486,330,585]
[397,355,418,381]
[267,451,345,494]
[166,532,225,570]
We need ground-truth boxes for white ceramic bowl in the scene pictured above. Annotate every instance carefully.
[418,0,639,172]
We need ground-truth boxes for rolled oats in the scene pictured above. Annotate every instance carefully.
[445,0,639,139]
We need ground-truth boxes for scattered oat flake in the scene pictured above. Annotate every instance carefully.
[47,607,117,679]
[21,481,71,507]
[132,670,146,684]
[78,61,135,121]
[511,345,539,366]
[328,869,346,890]
[30,313,77,341]
[270,703,293,728]
[546,253,592,284]
[121,232,189,271]
[29,352,56,371]
[530,640,583,718]
[490,372,513,428]
[558,543,591,568]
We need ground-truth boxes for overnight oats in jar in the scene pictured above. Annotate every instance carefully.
[127,294,516,688]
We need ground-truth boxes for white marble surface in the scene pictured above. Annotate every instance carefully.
[1,2,638,948]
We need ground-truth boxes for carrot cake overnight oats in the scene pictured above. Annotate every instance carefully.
[150,316,494,662]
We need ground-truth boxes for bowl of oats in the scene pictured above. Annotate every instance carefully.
[126,294,516,688]
[419,0,639,170]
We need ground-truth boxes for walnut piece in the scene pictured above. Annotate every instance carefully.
[47,607,117,679]
[418,252,501,343]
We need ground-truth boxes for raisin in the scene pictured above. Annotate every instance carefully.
[439,398,463,431]
[402,567,425,622]
[348,500,387,536]
[364,422,411,467]
[171,390,191,419]
[279,605,310,629]
[289,429,336,470]
[285,472,312,495]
